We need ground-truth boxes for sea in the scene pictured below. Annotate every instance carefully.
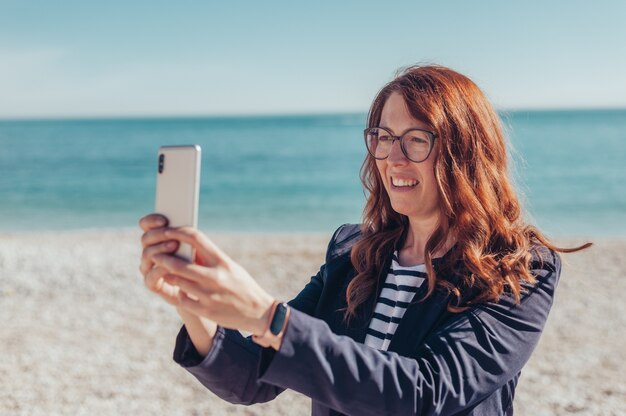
[1,110,625,237]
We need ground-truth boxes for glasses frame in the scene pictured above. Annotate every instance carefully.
[363,127,437,163]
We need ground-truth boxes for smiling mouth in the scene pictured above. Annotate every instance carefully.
[391,177,419,188]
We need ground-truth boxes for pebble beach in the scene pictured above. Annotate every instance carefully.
[1,229,624,415]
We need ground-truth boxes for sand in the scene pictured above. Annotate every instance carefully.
[0,229,624,415]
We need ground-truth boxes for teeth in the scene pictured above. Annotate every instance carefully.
[392,177,418,187]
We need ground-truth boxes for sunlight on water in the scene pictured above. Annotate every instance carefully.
[1,110,625,236]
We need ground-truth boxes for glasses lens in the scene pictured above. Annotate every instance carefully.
[365,128,393,159]
[403,130,432,162]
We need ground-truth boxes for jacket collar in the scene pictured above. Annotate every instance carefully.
[335,245,460,356]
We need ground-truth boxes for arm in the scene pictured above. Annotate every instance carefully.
[172,224,347,405]
[139,213,218,375]
[175,307,218,356]
[172,264,326,405]
[255,247,561,415]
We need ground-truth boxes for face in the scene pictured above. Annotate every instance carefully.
[375,91,441,222]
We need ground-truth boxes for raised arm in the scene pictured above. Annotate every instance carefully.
[255,247,561,415]
[171,224,352,405]
[172,263,326,404]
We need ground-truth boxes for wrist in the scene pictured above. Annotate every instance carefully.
[252,300,291,351]
[251,294,275,334]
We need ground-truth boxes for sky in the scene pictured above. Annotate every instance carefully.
[1,0,625,118]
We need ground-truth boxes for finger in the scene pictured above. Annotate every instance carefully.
[195,252,207,266]
[152,253,221,290]
[141,227,175,248]
[144,268,185,306]
[165,227,228,266]
[163,274,208,300]
[157,274,184,304]
[151,274,183,306]
[144,266,169,293]
[140,240,179,276]
[178,290,215,318]
[139,213,168,232]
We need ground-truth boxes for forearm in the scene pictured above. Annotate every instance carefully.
[174,322,287,405]
[257,308,420,415]
[256,251,560,416]
[176,307,217,356]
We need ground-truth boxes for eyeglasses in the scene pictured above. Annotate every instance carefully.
[364,127,437,163]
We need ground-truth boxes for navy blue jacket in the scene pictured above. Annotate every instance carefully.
[173,224,561,415]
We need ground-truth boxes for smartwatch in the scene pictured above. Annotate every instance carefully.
[252,300,291,349]
[269,302,289,335]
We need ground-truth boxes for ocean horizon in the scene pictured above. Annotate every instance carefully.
[2,109,625,237]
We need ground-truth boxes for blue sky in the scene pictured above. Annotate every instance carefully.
[1,1,624,118]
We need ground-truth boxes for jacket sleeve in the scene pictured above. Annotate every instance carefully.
[255,247,562,416]
[171,224,347,405]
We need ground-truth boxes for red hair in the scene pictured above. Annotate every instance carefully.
[342,65,590,323]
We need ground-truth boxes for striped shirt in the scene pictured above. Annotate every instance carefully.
[364,250,428,351]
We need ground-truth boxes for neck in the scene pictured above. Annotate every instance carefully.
[402,214,455,259]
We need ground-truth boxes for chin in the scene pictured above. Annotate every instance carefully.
[389,203,413,217]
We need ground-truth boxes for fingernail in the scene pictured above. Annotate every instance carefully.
[166,241,177,249]
[155,218,165,226]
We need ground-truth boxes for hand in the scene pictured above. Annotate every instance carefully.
[140,214,220,356]
[139,214,187,306]
[139,214,209,319]
[139,214,214,316]
[147,226,276,336]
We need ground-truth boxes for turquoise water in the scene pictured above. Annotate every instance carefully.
[1,110,625,236]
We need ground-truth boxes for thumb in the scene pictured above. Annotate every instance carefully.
[165,227,228,267]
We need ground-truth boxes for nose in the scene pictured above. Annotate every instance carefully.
[387,139,409,165]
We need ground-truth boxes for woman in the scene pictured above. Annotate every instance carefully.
[139,65,589,415]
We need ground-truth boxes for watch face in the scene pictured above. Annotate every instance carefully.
[270,303,288,335]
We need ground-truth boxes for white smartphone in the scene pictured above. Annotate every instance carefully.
[155,145,201,261]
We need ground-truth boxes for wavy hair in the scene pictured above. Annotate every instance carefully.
[342,64,590,324]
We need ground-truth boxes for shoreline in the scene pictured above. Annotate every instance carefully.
[0,225,617,240]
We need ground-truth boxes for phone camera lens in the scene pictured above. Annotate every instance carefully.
[158,154,164,173]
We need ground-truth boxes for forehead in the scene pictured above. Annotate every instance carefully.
[380,92,430,133]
